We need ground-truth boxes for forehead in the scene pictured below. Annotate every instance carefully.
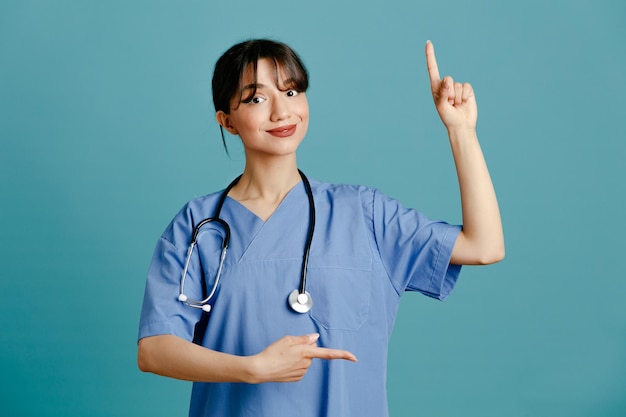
[239,58,293,88]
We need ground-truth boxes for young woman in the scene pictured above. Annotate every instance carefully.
[138,39,504,417]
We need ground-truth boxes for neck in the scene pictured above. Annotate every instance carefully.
[231,155,302,204]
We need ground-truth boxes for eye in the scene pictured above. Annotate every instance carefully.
[242,95,266,104]
[286,89,299,97]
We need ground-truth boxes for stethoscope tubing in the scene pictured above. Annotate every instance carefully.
[179,218,230,309]
[298,172,315,295]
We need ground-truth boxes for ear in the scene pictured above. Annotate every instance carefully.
[216,111,238,135]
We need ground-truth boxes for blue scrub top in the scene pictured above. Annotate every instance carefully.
[139,179,461,417]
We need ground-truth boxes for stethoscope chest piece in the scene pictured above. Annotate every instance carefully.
[288,289,313,313]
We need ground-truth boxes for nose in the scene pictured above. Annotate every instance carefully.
[270,95,290,122]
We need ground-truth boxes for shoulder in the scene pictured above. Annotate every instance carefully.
[160,190,226,245]
[309,179,403,216]
[309,179,378,205]
[183,190,225,217]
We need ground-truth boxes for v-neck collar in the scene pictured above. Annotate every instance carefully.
[223,179,304,224]
[218,180,309,263]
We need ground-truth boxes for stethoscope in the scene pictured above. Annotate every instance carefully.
[178,170,315,314]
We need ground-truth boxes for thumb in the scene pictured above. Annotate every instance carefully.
[288,333,320,346]
[306,333,320,344]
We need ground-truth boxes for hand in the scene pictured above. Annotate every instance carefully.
[426,41,477,131]
[249,334,357,383]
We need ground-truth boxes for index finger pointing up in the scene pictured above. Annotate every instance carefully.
[425,40,440,84]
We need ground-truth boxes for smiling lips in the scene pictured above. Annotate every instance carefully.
[267,124,297,138]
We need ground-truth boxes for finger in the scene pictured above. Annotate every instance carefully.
[454,82,463,106]
[462,82,473,102]
[440,76,454,106]
[308,346,358,362]
[425,40,440,86]
[277,365,309,382]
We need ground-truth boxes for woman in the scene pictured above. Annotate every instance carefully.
[138,38,504,417]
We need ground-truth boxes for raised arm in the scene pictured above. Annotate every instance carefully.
[138,333,356,384]
[425,41,504,265]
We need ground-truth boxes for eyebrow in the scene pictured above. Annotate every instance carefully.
[241,78,297,92]
[242,83,265,91]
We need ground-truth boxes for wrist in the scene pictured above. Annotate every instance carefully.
[447,126,478,142]
[446,123,476,133]
[242,354,265,384]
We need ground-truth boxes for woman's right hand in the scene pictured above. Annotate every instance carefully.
[138,333,356,384]
[248,334,357,383]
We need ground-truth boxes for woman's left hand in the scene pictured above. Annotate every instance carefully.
[426,41,477,132]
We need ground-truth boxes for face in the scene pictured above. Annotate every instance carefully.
[216,58,309,160]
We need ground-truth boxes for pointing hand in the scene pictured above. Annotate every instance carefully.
[249,334,357,383]
[426,41,477,131]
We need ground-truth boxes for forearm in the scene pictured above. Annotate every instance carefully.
[448,128,504,265]
[138,333,356,384]
[137,334,256,383]
[424,41,504,264]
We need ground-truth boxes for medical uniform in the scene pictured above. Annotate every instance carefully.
[138,179,461,417]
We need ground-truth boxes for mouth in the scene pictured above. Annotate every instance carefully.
[267,124,297,138]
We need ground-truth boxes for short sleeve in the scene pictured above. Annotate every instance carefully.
[370,189,462,300]
[137,208,205,342]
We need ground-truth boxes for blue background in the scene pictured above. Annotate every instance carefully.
[1,1,625,416]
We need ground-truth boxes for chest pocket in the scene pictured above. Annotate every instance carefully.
[306,255,372,331]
